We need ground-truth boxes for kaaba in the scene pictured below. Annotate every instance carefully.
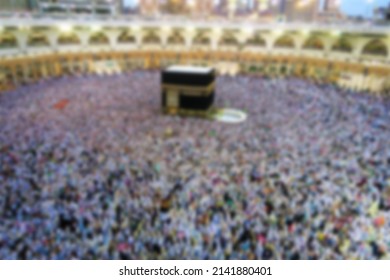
[161,66,215,116]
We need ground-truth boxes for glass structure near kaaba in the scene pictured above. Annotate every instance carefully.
[161,66,216,116]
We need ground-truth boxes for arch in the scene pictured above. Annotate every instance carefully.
[246,33,266,47]
[143,32,161,44]
[193,32,210,45]
[274,35,295,49]
[303,36,324,50]
[89,32,109,45]
[167,32,185,45]
[95,6,111,15]
[219,32,239,46]
[27,32,50,47]
[72,5,93,14]
[58,33,81,46]
[118,31,136,44]
[362,39,388,57]
[43,5,67,13]
[332,37,352,53]
[0,32,17,49]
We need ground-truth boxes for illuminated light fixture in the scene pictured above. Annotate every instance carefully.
[186,26,195,34]
[213,28,222,35]
[187,0,195,8]
[332,30,341,37]
[132,25,140,31]
[273,29,283,36]
[301,29,310,36]
[18,25,29,31]
[59,23,73,33]
[91,25,102,32]
[244,26,254,35]
[296,0,312,8]
[162,26,171,32]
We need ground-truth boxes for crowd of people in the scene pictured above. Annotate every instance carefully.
[0,71,389,259]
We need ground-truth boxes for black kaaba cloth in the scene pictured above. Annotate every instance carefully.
[162,66,215,115]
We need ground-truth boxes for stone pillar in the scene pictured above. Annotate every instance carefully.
[106,30,122,49]
[237,32,250,50]
[294,33,309,54]
[135,30,144,49]
[262,33,278,52]
[323,36,337,56]
[12,29,29,53]
[184,29,196,50]
[160,30,170,49]
[384,37,390,62]
[210,30,222,51]
[45,30,59,51]
[75,30,91,48]
[350,37,371,59]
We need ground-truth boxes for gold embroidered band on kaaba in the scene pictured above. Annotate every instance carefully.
[162,81,215,96]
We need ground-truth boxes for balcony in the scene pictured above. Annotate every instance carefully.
[37,0,116,15]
